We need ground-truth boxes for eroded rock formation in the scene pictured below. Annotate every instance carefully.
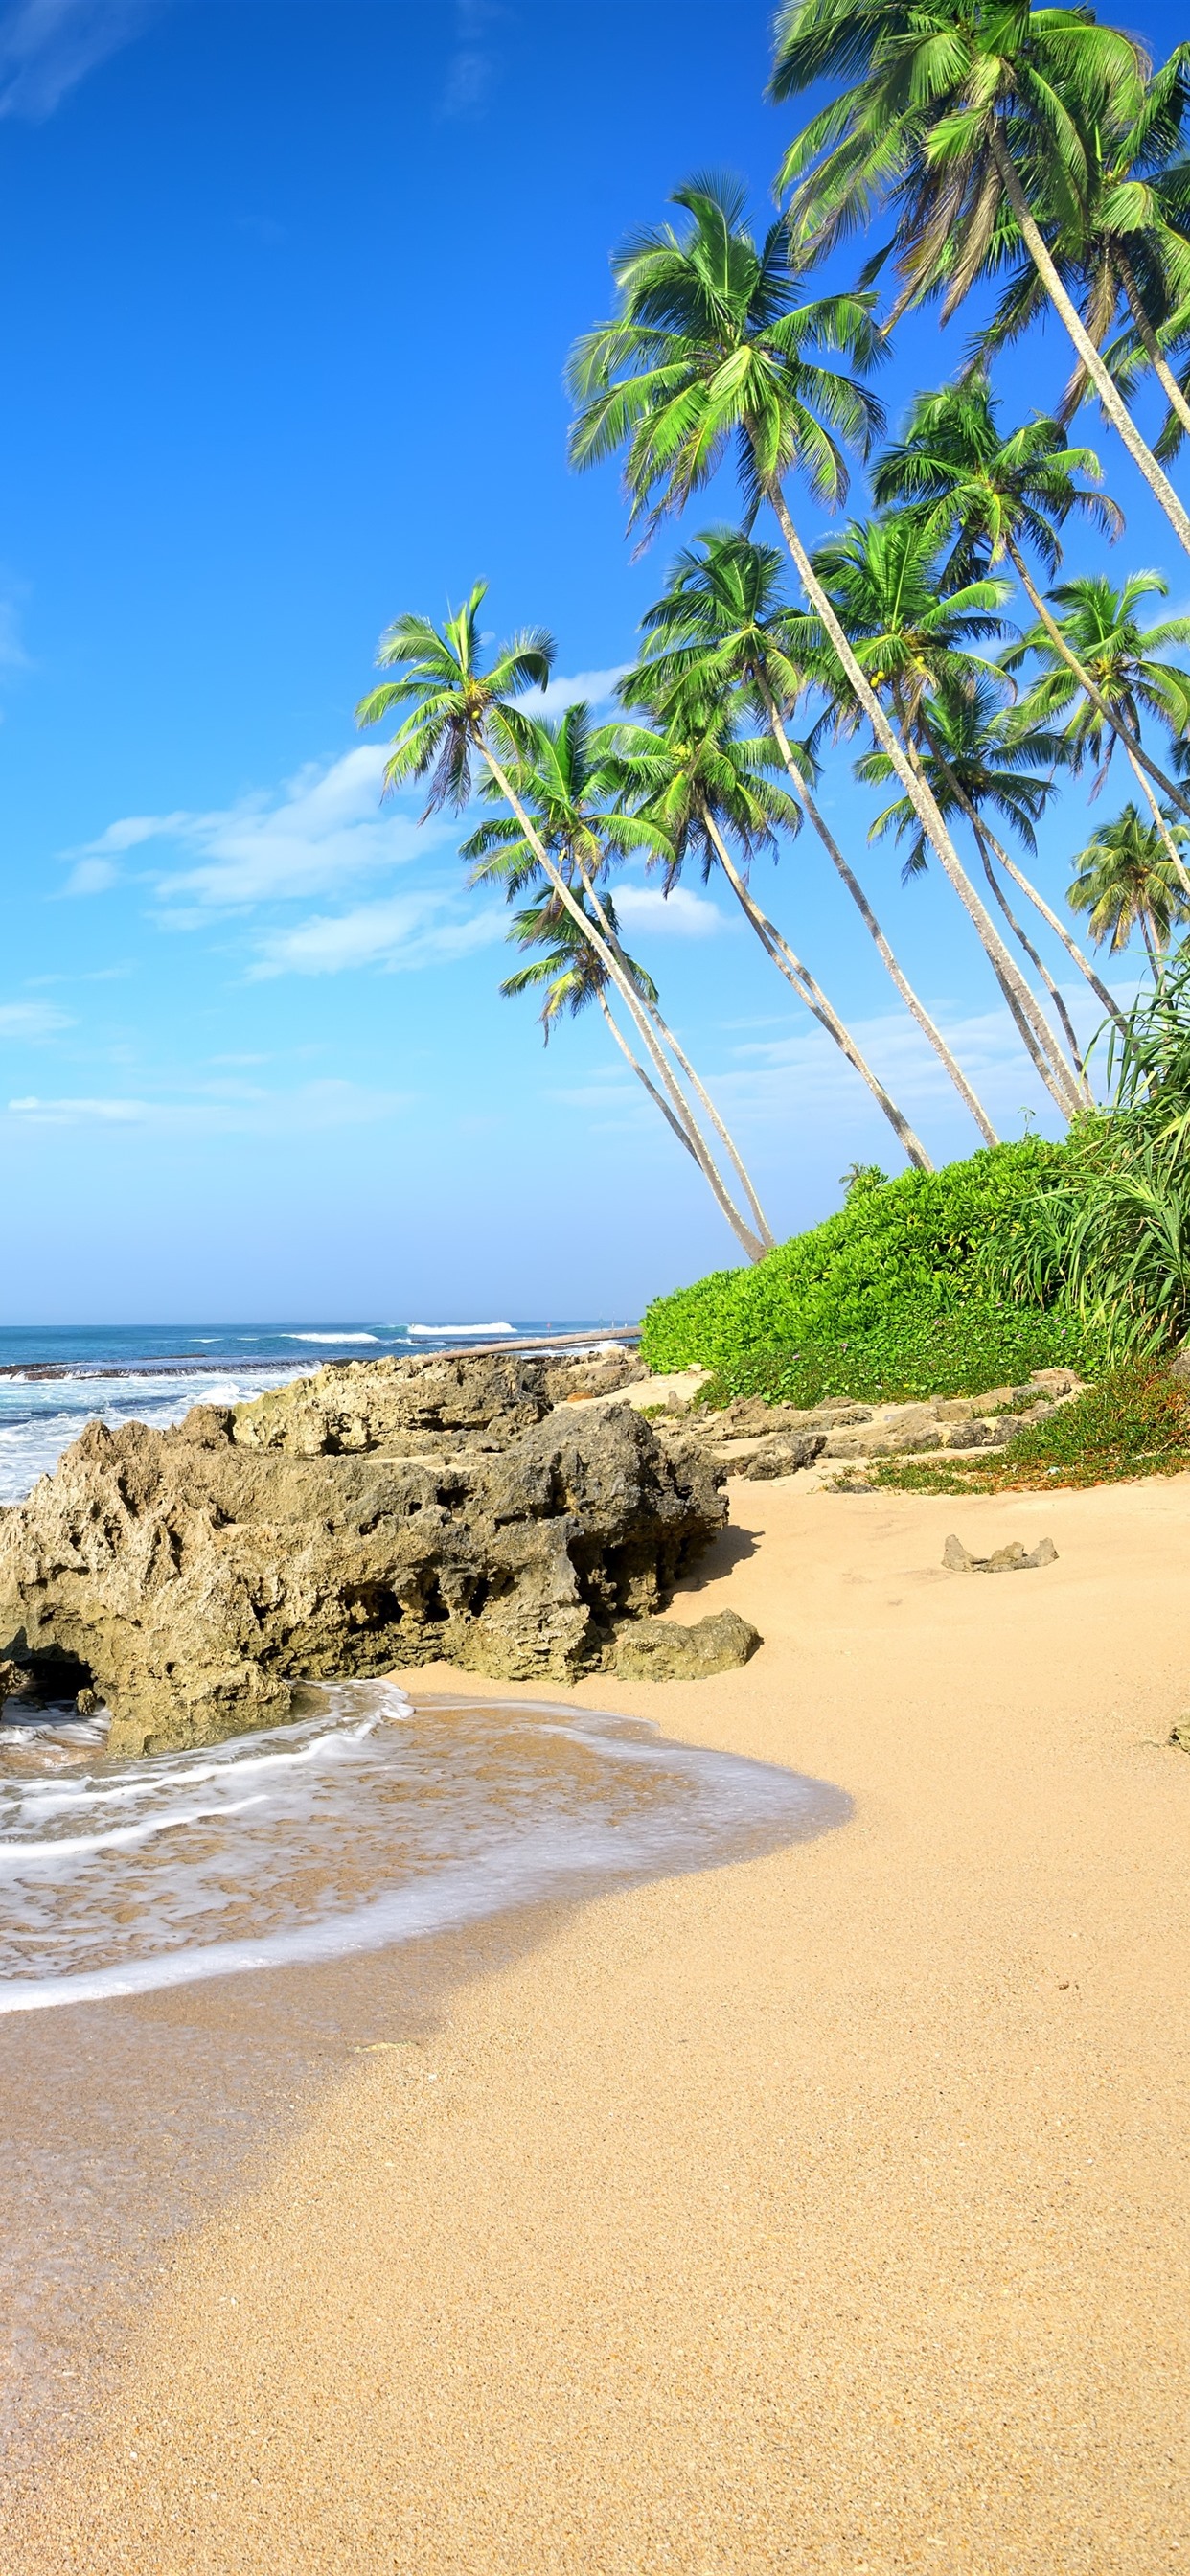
[0,1352,727,1755]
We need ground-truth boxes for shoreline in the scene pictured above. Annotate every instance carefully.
[7,1469,1190,2569]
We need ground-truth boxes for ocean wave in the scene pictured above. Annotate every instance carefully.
[0,1686,848,2012]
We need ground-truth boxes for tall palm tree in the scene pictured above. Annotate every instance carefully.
[977,46,1190,448]
[1067,803,1190,975]
[870,376,1190,825]
[1004,571,1190,896]
[566,172,1060,1086]
[355,586,772,1262]
[608,677,935,1168]
[630,527,998,1143]
[771,1,1190,556]
[862,678,1100,1099]
[498,890,701,1164]
[805,511,1084,1114]
[461,699,772,1244]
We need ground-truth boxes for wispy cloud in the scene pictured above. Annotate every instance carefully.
[614,884,725,941]
[249,893,503,980]
[441,0,502,117]
[0,0,148,121]
[61,748,441,912]
[0,1000,74,1039]
[7,1079,409,1135]
[518,667,628,721]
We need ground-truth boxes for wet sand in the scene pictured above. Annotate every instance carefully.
[7,1472,1190,2571]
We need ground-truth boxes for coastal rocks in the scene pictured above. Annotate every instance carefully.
[942,1533,1059,1574]
[0,1359,728,1756]
[609,1607,761,1680]
[728,1430,827,1480]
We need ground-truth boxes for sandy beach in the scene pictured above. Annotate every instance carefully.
[7,1468,1190,2572]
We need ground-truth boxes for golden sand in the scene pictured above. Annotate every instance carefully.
[9,1473,1190,2571]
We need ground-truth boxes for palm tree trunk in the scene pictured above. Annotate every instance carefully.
[764,475,1079,1116]
[989,129,1190,561]
[1003,538,1190,830]
[1116,247,1190,448]
[972,822,1092,1104]
[756,675,1000,1147]
[594,989,700,1162]
[575,858,775,1244]
[481,742,771,1261]
[969,820,1129,1035]
[700,811,935,1171]
[917,734,1087,1118]
[1124,747,1190,903]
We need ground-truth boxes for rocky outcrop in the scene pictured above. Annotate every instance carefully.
[942,1533,1058,1574]
[0,1354,728,1757]
[609,1608,761,1680]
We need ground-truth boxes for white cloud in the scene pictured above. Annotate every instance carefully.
[0,1000,73,1039]
[441,0,501,116]
[517,667,628,721]
[10,1093,146,1123]
[0,0,147,119]
[614,884,724,939]
[249,893,503,979]
[7,1080,408,1135]
[63,748,441,912]
[62,855,121,895]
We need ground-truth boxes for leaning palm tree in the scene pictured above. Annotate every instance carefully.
[1067,803,1190,977]
[978,46,1190,449]
[631,527,997,1143]
[608,674,935,1168]
[870,376,1190,833]
[861,678,1104,1098]
[1004,571,1190,896]
[771,2,1190,557]
[805,510,1085,1116]
[462,699,772,1244]
[355,585,772,1262]
[498,889,703,1165]
[566,172,1060,1089]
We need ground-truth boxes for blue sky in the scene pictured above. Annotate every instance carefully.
[0,0,1184,1322]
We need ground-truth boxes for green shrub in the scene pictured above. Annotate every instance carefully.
[691,1302,1107,1410]
[642,1140,1065,1378]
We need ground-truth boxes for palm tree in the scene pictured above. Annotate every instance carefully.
[869,375,1190,828]
[977,47,1190,449]
[498,889,703,1164]
[862,678,1101,1099]
[771,2,1190,558]
[607,676,935,1168]
[461,698,773,1244]
[566,172,1061,1086]
[805,511,1085,1115]
[1067,803,1190,975]
[1004,571,1190,897]
[355,586,773,1262]
[629,527,998,1144]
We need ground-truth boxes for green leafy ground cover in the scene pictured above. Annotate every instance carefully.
[691,1303,1102,1411]
[642,1141,1110,1399]
[843,1364,1190,1494]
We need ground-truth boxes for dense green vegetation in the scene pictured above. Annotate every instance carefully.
[641,1139,1103,1392]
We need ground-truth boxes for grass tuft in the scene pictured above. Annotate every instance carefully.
[846,1363,1190,1494]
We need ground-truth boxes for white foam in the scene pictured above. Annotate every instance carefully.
[407,1322,515,1337]
[0,1685,846,2013]
[281,1333,381,1344]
